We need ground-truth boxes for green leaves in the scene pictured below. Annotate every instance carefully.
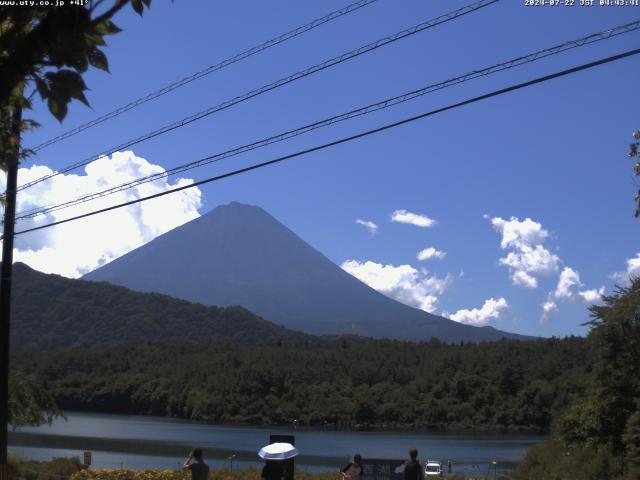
[43,69,89,122]
[1,1,154,128]
[47,96,68,123]
[131,0,145,15]
[8,371,63,429]
[627,130,640,218]
[34,76,50,100]
[88,47,109,72]
[94,18,122,36]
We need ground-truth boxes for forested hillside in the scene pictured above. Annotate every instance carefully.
[513,280,640,479]
[10,263,314,350]
[14,337,589,431]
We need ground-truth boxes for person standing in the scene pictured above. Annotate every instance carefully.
[404,448,423,480]
[183,448,210,480]
[262,459,284,480]
[341,454,363,480]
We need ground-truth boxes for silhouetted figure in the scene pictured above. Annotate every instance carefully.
[182,448,209,480]
[341,454,363,480]
[404,448,423,480]
[262,459,284,480]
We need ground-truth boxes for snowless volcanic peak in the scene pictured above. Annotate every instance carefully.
[84,202,529,342]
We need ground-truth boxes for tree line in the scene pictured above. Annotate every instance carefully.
[512,279,640,479]
[14,336,590,432]
[12,278,640,479]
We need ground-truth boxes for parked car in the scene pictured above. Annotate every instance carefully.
[424,461,442,477]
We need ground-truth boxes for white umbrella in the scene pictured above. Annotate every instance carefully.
[258,442,299,460]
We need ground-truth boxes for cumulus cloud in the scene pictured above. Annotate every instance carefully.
[391,209,436,228]
[341,260,452,313]
[486,215,605,322]
[355,219,378,235]
[540,267,604,321]
[540,300,558,323]
[1,151,202,278]
[499,245,560,288]
[486,215,549,249]
[417,247,446,262]
[555,267,582,299]
[447,297,509,326]
[512,270,538,288]
[612,252,640,285]
[486,215,560,288]
[552,267,604,304]
[578,287,605,304]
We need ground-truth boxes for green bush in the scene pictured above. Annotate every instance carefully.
[511,439,622,480]
[8,454,82,480]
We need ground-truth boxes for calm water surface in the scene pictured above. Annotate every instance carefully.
[9,411,545,477]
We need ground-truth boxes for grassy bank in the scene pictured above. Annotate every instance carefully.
[8,453,83,480]
[7,456,502,480]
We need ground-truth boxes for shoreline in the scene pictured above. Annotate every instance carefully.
[49,409,551,436]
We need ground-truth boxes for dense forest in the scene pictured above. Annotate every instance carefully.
[8,272,640,478]
[14,336,590,432]
[512,279,640,479]
[10,263,315,350]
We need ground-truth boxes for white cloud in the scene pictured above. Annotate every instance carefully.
[499,245,560,287]
[487,216,560,288]
[612,252,640,285]
[448,297,509,326]
[391,209,436,228]
[578,287,605,304]
[341,260,452,313]
[487,215,549,249]
[555,267,582,299]
[512,270,538,288]
[355,219,378,235]
[417,247,446,262]
[1,151,202,278]
[540,267,604,321]
[486,216,606,321]
[540,300,558,323]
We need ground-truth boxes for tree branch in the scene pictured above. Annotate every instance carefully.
[91,0,129,26]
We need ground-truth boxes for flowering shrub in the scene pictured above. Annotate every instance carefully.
[71,468,186,480]
[70,468,337,480]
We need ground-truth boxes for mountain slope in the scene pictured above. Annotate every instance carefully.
[84,202,529,342]
[10,262,314,351]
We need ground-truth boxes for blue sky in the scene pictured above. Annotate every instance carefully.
[9,0,640,337]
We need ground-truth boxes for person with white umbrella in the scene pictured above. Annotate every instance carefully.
[259,442,299,480]
[262,459,285,480]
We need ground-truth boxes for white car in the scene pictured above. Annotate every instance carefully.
[424,461,442,477]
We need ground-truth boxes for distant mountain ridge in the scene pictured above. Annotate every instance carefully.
[10,262,314,351]
[83,202,529,342]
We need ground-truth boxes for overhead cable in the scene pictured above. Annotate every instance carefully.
[12,47,640,237]
[17,0,499,192]
[29,0,381,152]
[15,20,640,220]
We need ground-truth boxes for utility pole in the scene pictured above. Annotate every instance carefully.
[0,100,23,480]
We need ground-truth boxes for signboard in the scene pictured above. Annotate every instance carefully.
[361,458,405,480]
[83,451,92,466]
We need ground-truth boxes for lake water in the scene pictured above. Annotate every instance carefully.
[9,411,545,477]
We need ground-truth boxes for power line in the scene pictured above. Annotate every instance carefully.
[12,47,640,238]
[16,0,499,192]
[14,20,640,221]
[29,0,381,153]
